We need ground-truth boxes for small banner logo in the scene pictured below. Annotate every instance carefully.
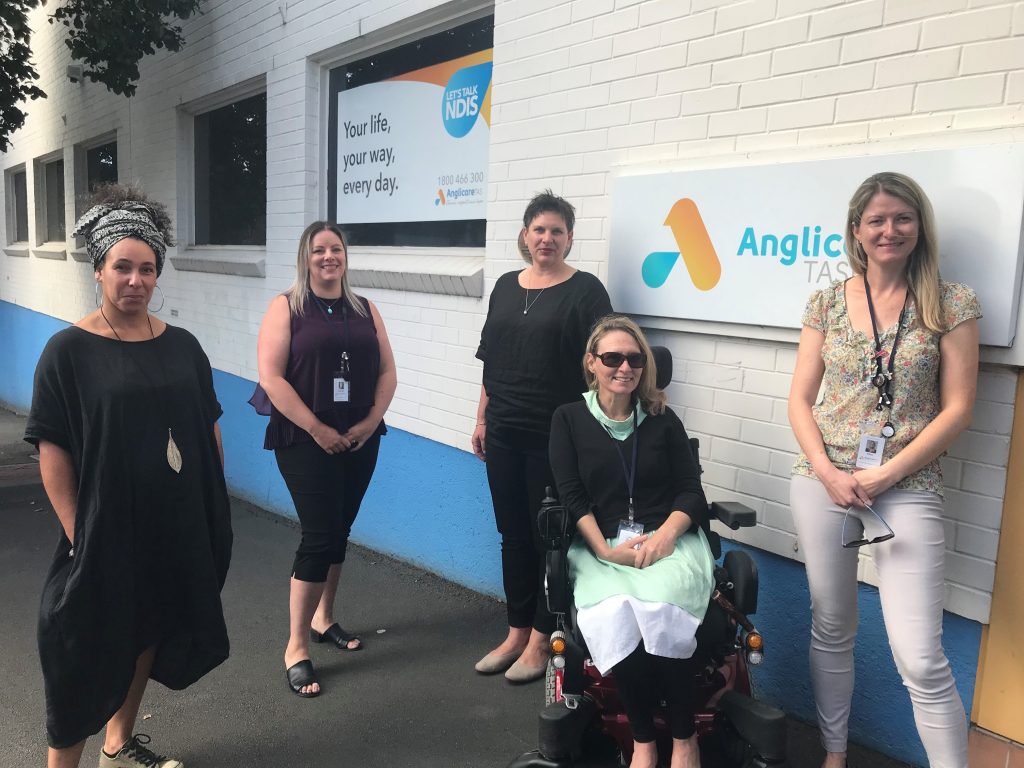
[442,62,493,139]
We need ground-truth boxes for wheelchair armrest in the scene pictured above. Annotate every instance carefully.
[545,548,572,615]
[710,501,757,530]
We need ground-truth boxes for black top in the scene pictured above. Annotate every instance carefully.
[264,293,386,450]
[25,325,232,748]
[549,401,708,539]
[476,270,612,437]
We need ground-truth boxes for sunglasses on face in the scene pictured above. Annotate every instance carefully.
[594,351,646,369]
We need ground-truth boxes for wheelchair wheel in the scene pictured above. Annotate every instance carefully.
[544,660,558,706]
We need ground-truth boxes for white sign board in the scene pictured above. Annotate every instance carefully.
[336,50,492,223]
[609,145,1024,347]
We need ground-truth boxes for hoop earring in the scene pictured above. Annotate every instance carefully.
[149,284,165,313]
[94,282,101,308]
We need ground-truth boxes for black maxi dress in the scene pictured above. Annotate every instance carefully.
[25,325,233,748]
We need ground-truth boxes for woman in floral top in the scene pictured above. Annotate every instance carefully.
[788,172,980,768]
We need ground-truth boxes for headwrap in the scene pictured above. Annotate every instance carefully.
[72,202,168,276]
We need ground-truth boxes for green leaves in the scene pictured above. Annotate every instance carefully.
[0,1,202,150]
[0,1,46,152]
[49,0,202,97]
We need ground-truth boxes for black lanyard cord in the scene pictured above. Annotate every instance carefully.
[313,294,351,374]
[863,276,907,411]
[605,410,638,522]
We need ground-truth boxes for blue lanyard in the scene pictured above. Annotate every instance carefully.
[604,410,638,522]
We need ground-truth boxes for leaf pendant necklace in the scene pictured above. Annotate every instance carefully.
[166,428,182,473]
[101,307,182,474]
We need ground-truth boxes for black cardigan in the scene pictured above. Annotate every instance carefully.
[548,401,708,539]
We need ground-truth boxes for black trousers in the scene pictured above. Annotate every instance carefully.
[615,642,697,742]
[484,427,556,634]
[275,434,381,583]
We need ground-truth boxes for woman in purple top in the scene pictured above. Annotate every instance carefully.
[257,221,397,698]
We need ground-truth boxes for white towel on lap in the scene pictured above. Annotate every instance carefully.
[576,596,702,675]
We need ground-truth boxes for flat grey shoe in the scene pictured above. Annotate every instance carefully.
[98,734,183,768]
[474,651,520,674]
[505,657,547,684]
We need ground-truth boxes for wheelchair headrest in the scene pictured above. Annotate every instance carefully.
[652,345,672,390]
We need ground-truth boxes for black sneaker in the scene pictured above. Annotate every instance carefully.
[97,734,184,768]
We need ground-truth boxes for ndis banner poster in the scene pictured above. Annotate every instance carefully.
[608,145,1024,347]
[335,49,492,224]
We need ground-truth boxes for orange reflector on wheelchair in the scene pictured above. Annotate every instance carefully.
[745,632,763,651]
[551,637,567,655]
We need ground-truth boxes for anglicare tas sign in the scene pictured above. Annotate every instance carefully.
[609,144,1024,348]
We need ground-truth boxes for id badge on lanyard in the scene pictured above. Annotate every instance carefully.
[858,277,904,469]
[333,351,350,403]
[609,412,644,549]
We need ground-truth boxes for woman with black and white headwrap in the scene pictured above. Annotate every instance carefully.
[25,184,232,768]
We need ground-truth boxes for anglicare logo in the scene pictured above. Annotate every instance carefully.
[641,199,721,291]
[435,189,446,206]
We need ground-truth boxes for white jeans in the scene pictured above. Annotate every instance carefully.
[789,475,968,767]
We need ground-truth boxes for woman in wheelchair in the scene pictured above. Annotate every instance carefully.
[548,315,714,768]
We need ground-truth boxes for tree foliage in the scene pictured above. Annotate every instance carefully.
[0,0,46,152]
[49,1,202,97]
[0,1,202,152]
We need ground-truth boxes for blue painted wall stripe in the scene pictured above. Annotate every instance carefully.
[722,540,979,765]
[0,301,71,413]
[0,299,980,766]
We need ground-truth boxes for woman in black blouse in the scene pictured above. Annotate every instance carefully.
[473,190,612,683]
[549,316,714,768]
[256,221,397,698]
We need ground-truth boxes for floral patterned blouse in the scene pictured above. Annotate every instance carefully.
[792,279,982,496]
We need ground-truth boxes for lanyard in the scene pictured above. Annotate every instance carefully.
[313,294,350,375]
[863,276,907,412]
[605,410,638,522]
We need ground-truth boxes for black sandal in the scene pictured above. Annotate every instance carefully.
[310,622,363,651]
[286,659,320,698]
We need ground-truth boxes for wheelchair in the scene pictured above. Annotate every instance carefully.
[507,348,788,768]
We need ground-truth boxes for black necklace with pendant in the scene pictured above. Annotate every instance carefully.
[99,307,183,474]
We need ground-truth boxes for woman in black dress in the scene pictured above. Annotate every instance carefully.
[256,221,397,698]
[473,190,612,683]
[26,185,232,768]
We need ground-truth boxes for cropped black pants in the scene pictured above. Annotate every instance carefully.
[275,434,381,583]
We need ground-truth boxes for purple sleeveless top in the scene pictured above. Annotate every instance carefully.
[263,293,386,450]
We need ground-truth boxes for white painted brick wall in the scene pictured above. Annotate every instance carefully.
[3,0,1022,623]
[485,0,1024,623]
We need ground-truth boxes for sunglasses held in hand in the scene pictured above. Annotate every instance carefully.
[594,351,647,369]
[842,504,895,548]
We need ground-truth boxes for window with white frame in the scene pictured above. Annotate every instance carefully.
[193,92,266,246]
[36,157,66,244]
[86,141,117,193]
[327,15,493,247]
[5,167,29,244]
[71,138,118,256]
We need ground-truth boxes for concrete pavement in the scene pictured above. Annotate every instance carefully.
[0,406,909,767]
